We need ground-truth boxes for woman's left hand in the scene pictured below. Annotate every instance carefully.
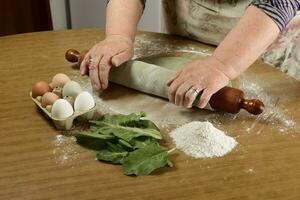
[167,56,231,109]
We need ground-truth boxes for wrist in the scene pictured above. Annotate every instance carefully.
[105,34,133,45]
[206,55,239,80]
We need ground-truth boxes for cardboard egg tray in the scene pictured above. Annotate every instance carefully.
[30,92,96,130]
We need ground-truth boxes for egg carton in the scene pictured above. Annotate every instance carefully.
[30,92,95,130]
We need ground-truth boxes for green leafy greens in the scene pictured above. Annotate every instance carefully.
[122,144,169,176]
[74,112,172,176]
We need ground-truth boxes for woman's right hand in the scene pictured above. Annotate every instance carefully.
[80,34,134,91]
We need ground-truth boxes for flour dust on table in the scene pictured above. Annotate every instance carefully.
[52,134,81,165]
[239,75,298,134]
[170,121,238,158]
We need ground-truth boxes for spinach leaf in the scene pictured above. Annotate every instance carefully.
[90,112,146,127]
[122,144,169,176]
[89,112,161,141]
[121,119,160,131]
[96,150,128,164]
[74,132,112,151]
[91,122,162,141]
[130,137,160,149]
[106,141,126,152]
[110,125,161,141]
[118,139,134,150]
[75,131,115,140]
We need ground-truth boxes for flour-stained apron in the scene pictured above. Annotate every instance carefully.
[162,0,251,45]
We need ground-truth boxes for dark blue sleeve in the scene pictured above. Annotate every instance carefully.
[251,0,300,31]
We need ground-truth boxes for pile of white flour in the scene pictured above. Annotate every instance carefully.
[170,121,237,158]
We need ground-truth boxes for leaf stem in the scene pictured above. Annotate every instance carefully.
[167,148,176,154]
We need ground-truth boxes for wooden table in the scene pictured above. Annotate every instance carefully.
[0,29,299,200]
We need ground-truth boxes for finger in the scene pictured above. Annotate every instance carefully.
[80,52,90,75]
[174,83,193,106]
[99,55,113,90]
[111,49,133,67]
[167,70,181,87]
[183,86,203,108]
[168,77,185,103]
[81,45,100,75]
[89,56,102,90]
[197,88,213,109]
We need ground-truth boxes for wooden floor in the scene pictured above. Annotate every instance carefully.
[0,29,299,200]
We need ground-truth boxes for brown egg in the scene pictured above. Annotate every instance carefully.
[50,73,71,88]
[32,81,51,98]
[41,92,60,108]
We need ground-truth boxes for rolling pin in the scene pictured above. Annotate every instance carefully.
[65,49,264,115]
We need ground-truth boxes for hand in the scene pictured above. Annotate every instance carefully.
[167,56,231,109]
[80,34,134,90]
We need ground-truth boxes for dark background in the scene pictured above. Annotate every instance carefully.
[0,0,53,36]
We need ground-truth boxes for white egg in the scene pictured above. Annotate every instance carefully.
[74,91,95,112]
[51,99,74,119]
[62,81,82,99]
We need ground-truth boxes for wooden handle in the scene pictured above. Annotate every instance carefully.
[209,87,264,115]
[65,49,265,115]
[240,99,264,115]
[65,49,88,65]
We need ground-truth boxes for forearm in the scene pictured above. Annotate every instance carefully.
[106,0,144,41]
[212,5,280,79]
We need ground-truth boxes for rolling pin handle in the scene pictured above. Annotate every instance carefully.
[65,49,89,65]
[240,99,264,115]
[65,49,80,63]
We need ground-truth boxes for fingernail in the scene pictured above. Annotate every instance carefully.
[101,84,107,90]
[113,59,119,67]
[113,62,119,67]
[92,84,99,91]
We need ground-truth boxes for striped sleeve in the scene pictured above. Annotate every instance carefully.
[251,0,300,31]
